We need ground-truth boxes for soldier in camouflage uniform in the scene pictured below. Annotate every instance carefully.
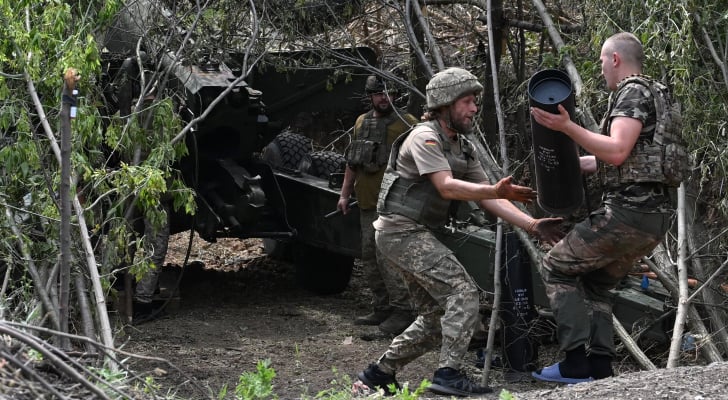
[337,76,419,335]
[355,68,564,397]
[529,32,674,383]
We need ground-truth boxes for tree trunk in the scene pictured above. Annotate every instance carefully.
[479,0,503,149]
[58,68,77,350]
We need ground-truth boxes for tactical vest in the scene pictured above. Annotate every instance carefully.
[600,75,687,188]
[346,110,402,173]
[377,121,474,228]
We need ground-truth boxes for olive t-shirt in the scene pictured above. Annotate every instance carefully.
[352,111,418,210]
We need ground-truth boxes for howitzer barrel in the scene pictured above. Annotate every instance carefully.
[527,69,583,216]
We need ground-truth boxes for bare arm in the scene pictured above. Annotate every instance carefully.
[337,165,357,214]
[478,197,565,245]
[530,104,641,166]
[428,171,536,203]
[478,198,535,229]
[428,171,499,201]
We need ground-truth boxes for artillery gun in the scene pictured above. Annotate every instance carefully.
[99,0,673,360]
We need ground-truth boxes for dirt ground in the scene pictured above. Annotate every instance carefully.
[119,233,728,400]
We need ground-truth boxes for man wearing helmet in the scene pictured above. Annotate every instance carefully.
[337,75,419,335]
[354,68,563,396]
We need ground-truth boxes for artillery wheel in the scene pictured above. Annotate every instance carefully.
[292,244,353,295]
[262,131,312,172]
[309,151,346,179]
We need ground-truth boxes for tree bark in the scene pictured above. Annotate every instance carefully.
[668,183,689,367]
[58,68,78,350]
[25,73,117,367]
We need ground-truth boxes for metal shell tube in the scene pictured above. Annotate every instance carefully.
[527,69,583,216]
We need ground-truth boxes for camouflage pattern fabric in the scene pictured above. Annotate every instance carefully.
[359,209,411,313]
[374,228,480,372]
[600,81,673,213]
[425,67,483,110]
[539,205,671,357]
[135,203,170,304]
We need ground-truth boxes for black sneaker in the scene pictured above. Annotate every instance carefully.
[429,367,493,397]
[357,363,400,395]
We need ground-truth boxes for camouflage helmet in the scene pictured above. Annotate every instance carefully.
[426,67,483,110]
[364,75,386,94]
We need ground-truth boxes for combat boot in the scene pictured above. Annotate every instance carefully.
[354,310,390,326]
[357,363,400,395]
[429,367,493,396]
[378,310,415,335]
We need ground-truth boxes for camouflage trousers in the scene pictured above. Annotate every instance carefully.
[359,209,411,313]
[540,205,671,357]
[374,228,480,372]
[134,203,170,304]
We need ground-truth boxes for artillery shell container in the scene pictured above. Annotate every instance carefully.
[527,69,584,216]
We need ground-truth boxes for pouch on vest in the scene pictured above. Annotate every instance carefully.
[346,140,387,173]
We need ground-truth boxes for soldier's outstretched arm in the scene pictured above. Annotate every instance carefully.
[427,171,536,203]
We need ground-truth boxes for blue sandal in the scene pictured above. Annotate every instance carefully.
[532,363,594,384]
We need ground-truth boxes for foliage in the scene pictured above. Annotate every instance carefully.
[575,0,728,244]
[0,0,194,336]
[233,359,277,400]
[0,0,726,397]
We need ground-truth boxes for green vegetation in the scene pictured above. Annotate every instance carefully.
[0,0,726,398]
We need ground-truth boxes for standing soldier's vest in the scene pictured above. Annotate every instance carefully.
[600,75,688,188]
[377,121,474,228]
[346,110,402,173]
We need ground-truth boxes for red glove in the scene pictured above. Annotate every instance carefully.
[494,176,537,203]
[527,217,565,245]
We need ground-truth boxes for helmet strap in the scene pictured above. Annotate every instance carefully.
[444,108,461,135]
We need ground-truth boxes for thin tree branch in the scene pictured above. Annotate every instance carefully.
[695,13,728,89]
[613,315,657,370]
[24,70,116,365]
[411,0,444,70]
[483,0,507,385]
[529,0,598,131]
[4,208,61,330]
[667,183,689,368]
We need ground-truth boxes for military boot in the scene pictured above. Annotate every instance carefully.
[429,367,493,396]
[378,311,415,335]
[354,310,391,326]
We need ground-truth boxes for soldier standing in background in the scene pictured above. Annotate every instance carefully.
[337,76,419,335]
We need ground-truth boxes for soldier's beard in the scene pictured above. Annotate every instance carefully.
[446,110,472,134]
[373,102,393,115]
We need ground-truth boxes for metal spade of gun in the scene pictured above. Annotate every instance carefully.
[324,200,358,218]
